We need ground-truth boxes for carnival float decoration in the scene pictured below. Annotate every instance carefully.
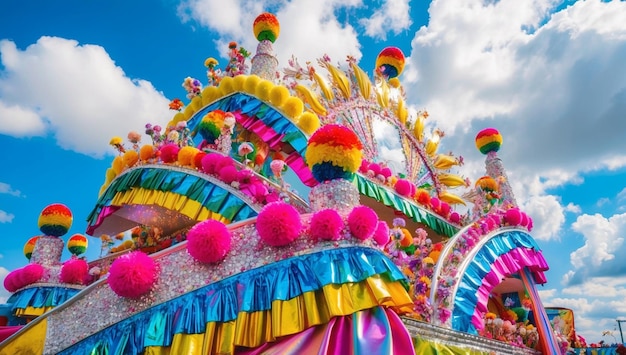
[1,11,571,355]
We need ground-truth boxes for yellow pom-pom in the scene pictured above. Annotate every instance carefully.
[389,77,401,88]
[122,150,139,168]
[281,96,304,119]
[297,111,320,135]
[105,168,117,182]
[178,146,199,167]
[201,86,220,106]
[190,95,202,111]
[232,75,247,92]
[172,112,186,124]
[219,76,235,95]
[255,80,274,101]
[269,85,290,107]
[112,156,124,175]
[183,104,194,120]
[244,75,261,94]
[140,144,156,162]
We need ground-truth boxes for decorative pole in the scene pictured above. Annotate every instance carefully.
[250,12,280,80]
[475,128,517,208]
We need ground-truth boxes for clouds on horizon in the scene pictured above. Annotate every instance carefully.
[0,37,172,158]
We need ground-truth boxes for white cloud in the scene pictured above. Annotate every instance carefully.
[617,187,626,202]
[0,37,172,157]
[360,0,412,40]
[403,0,626,198]
[0,101,46,137]
[568,212,626,272]
[0,182,21,197]
[0,210,14,223]
[0,266,9,304]
[565,202,581,214]
[520,194,565,241]
[177,0,364,68]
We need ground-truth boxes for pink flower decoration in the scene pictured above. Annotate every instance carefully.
[368,163,381,176]
[373,221,390,246]
[60,258,89,285]
[201,152,223,174]
[108,251,158,299]
[218,165,239,184]
[380,167,393,179]
[310,209,344,241]
[395,179,412,196]
[439,202,451,217]
[520,212,529,227]
[270,159,286,177]
[256,202,302,247]
[18,264,44,288]
[159,143,179,163]
[238,142,254,156]
[430,197,441,211]
[359,159,370,173]
[215,155,234,172]
[504,208,522,226]
[348,206,378,240]
[187,219,232,263]
[449,212,461,224]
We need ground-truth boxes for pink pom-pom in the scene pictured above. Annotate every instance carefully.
[257,202,302,246]
[395,179,412,196]
[439,202,451,217]
[250,182,269,202]
[159,143,180,163]
[187,219,232,263]
[430,197,441,211]
[380,167,393,179]
[200,152,223,174]
[527,217,533,231]
[18,264,44,287]
[368,163,381,176]
[310,209,344,241]
[449,212,461,224]
[3,271,17,292]
[215,155,235,172]
[488,213,502,226]
[520,212,529,227]
[60,258,89,285]
[219,165,239,184]
[373,221,390,246]
[108,251,158,299]
[484,216,496,231]
[348,206,378,240]
[359,159,370,173]
[504,208,522,226]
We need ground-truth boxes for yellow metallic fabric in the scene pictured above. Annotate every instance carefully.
[0,318,47,355]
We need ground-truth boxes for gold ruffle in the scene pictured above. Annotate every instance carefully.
[144,275,413,354]
[111,188,228,222]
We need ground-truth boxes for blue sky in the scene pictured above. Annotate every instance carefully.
[1,0,626,345]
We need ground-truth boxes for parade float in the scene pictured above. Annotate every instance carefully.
[0,12,569,355]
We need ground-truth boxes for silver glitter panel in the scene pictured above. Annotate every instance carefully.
[250,40,278,80]
[308,179,360,212]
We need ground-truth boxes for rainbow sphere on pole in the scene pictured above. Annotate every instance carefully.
[375,47,405,79]
[38,203,73,237]
[475,128,503,155]
[24,236,40,260]
[67,234,88,256]
[253,12,280,43]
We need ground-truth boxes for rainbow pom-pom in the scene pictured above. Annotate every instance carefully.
[38,203,73,237]
[475,176,499,192]
[253,12,280,43]
[376,47,405,79]
[67,233,88,255]
[24,236,40,260]
[305,125,363,182]
[197,110,226,144]
[475,128,503,154]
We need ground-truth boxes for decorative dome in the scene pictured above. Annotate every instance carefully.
[38,203,73,237]
[375,46,405,79]
[253,12,280,43]
[475,128,503,154]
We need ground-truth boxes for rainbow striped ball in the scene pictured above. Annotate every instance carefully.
[305,125,363,182]
[24,236,40,260]
[253,12,280,43]
[38,203,73,237]
[376,47,405,79]
[67,234,88,256]
[475,128,503,154]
